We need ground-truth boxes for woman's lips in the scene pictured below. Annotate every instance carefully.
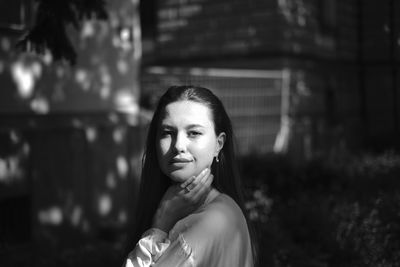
[170,158,193,165]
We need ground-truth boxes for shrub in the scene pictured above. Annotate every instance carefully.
[241,151,400,267]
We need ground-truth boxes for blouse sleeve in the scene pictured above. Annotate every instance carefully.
[124,228,170,267]
[123,228,195,267]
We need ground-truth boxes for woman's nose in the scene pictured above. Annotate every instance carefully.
[174,132,187,152]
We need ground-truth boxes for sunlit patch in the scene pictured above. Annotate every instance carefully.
[82,21,95,38]
[384,24,390,33]
[114,90,139,114]
[132,21,142,61]
[30,97,49,114]
[100,85,111,99]
[0,156,23,184]
[1,37,11,51]
[85,126,97,143]
[120,28,130,42]
[112,35,121,48]
[106,172,116,189]
[108,113,119,124]
[42,50,53,65]
[113,127,125,143]
[10,130,20,143]
[100,68,112,85]
[23,143,30,155]
[38,206,63,225]
[71,206,82,226]
[274,116,291,153]
[75,69,91,91]
[0,159,7,182]
[72,119,83,128]
[118,210,127,224]
[31,62,42,77]
[117,59,128,74]
[114,25,134,50]
[11,61,42,99]
[98,194,112,216]
[116,156,129,178]
[56,66,66,78]
[278,0,308,26]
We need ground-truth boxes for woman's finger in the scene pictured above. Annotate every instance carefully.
[192,174,213,202]
[197,173,213,193]
[185,168,209,192]
[180,176,195,189]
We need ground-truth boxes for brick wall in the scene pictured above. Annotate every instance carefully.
[155,0,349,60]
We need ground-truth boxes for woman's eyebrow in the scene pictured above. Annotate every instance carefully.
[186,124,205,129]
[160,124,175,129]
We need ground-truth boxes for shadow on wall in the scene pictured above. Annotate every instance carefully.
[0,0,143,266]
[0,115,145,266]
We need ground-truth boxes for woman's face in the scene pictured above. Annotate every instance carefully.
[157,100,225,183]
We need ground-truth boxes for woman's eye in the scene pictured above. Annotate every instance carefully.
[188,131,201,137]
[160,130,173,137]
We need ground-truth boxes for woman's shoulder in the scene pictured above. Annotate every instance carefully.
[194,193,247,235]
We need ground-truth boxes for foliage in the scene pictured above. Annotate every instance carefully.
[17,0,108,64]
[241,151,400,267]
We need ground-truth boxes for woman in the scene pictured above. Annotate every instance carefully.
[124,85,255,267]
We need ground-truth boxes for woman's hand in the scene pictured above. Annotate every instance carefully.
[152,168,213,233]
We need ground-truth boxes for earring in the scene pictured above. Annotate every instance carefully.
[215,154,219,163]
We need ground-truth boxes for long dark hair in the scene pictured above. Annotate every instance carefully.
[127,85,257,262]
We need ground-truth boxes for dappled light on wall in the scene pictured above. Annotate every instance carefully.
[0,130,29,185]
[30,96,49,114]
[10,60,41,99]
[98,194,112,216]
[278,0,309,27]
[0,156,24,184]
[113,127,126,144]
[38,206,63,225]
[114,90,139,115]
[118,210,127,224]
[0,0,141,117]
[85,126,98,143]
[106,172,117,189]
[116,155,129,179]
[0,1,143,259]
[70,205,83,227]
[75,68,91,92]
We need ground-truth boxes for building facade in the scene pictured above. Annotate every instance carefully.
[141,0,400,157]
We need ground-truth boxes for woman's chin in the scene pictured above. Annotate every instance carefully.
[168,169,195,183]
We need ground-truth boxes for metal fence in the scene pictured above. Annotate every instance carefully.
[141,66,291,154]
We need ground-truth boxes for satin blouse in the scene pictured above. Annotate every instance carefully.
[124,191,253,267]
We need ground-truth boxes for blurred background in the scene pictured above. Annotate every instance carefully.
[0,0,399,266]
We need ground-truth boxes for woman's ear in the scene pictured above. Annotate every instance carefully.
[216,132,226,154]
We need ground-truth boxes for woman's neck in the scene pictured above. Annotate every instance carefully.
[201,187,220,208]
